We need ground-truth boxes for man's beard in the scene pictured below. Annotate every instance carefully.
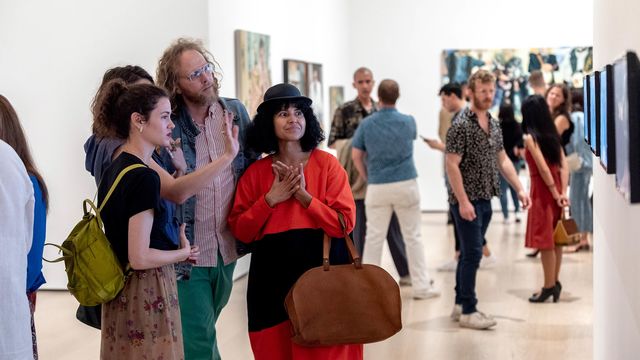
[183,85,218,106]
[472,96,492,112]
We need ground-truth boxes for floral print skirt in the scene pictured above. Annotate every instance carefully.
[100,264,184,360]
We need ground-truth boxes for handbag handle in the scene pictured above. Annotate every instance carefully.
[322,213,363,271]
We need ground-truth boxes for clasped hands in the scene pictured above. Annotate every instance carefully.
[264,161,312,208]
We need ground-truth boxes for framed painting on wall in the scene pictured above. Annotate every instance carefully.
[599,65,616,174]
[283,59,308,96]
[329,86,344,122]
[613,51,640,203]
[441,47,593,120]
[307,63,324,127]
[589,71,601,156]
[234,30,272,118]
[583,74,590,145]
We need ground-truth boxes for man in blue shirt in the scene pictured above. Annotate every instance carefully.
[351,79,439,300]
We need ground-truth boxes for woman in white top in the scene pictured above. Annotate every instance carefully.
[0,139,34,360]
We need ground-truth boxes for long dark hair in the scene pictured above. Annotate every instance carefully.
[521,95,562,166]
[0,95,49,211]
[498,103,516,125]
[246,99,324,154]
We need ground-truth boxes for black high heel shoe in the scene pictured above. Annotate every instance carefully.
[555,281,562,300]
[529,285,560,303]
[526,249,540,258]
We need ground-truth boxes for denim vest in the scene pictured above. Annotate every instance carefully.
[166,97,256,246]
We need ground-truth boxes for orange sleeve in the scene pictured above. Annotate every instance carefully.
[306,154,356,238]
[227,163,275,243]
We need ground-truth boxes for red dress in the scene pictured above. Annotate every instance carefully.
[525,151,562,250]
[228,149,362,360]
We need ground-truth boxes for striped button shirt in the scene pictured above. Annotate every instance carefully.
[193,102,237,267]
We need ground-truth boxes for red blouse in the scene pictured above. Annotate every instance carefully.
[228,149,356,242]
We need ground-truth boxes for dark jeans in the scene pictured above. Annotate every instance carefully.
[451,200,493,314]
[451,206,487,252]
[354,199,409,277]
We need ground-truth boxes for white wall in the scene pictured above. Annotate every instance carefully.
[346,0,594,210]
[208,0,352,129]
[592,0,640,357]
[0,0,210,289]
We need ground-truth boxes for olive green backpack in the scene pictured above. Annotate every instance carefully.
[44,164,144,306]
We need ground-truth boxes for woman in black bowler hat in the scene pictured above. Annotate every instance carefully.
[228,84,362,359]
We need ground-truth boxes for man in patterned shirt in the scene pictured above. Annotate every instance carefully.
[446,70,531,330]
[328,67,410,285]
[157,38,255,360]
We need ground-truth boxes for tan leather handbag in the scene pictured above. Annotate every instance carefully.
[553,209,581,246]
[284,214,402,347]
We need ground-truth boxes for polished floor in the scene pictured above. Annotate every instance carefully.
[35,212,593,359]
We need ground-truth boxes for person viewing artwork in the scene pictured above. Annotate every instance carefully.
[228,83,362,360]
[92,80,200,360]
[521,95,570,303]
[0,97,37,360]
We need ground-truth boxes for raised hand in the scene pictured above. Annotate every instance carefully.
[222,110,240,158]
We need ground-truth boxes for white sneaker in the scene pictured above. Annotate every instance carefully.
[437,259,458,272]
[459,311,497,330]
[399,275,412,286]
[480,254,498,269]
[450,304,462,322]
[413,287,441,300]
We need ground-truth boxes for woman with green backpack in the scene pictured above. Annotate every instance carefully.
[92,80,201,360]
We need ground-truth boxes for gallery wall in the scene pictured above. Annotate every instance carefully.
[346,0,594,210]
[592,0,640,357]
[0,0,210,289]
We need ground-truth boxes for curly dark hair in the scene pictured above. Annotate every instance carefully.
[246,99,324,154]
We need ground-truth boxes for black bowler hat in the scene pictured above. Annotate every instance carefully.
[256,83,312,114]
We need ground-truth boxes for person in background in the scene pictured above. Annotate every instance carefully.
[0,139,33,360]
[566,89,592,252]
[445,70,530,329]
[93,80,200,359]
[352,79,439,300]
[497,103,524,223]
[328,67,410,286]
[0,94,48,359]
[228,83,362,359]
[521,95,569,303]
[528,70,547,96]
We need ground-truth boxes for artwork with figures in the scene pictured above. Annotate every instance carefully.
[235,30,272,117]
[329,86,344,122]
[307,63,324,128]
[441,47,593,118]
[283,59,308,96]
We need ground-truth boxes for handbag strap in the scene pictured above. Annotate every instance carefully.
[322,213,363,271]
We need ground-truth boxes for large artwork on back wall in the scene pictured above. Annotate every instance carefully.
[235,30,272,118]
[441,47,593,118]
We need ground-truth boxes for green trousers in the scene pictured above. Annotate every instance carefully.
[178,256,236,360]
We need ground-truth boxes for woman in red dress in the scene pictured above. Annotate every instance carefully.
[521,95,570,303]
[228,83,362,359]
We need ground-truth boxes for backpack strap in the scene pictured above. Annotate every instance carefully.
[98,164,146,212]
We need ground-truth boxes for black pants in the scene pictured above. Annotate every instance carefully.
[354,199,409,277]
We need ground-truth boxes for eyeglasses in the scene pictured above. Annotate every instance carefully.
[185,63,214,81]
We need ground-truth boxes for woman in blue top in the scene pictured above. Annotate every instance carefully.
[0,94,49,360]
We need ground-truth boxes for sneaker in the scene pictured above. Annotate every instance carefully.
[399,275,412,286]
[459,311,497,330]
[413,287,441,300]
[480,254,498,269]
[437,259,458,272]
[450,304,462,322]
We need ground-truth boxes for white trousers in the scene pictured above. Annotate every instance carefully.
[363,179,431,291]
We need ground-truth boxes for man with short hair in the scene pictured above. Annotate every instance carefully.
[352,79,438,300]
[328,67,410,285]
[446,70,531,329]
[156,38,255,360]
[528,70,547,96]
